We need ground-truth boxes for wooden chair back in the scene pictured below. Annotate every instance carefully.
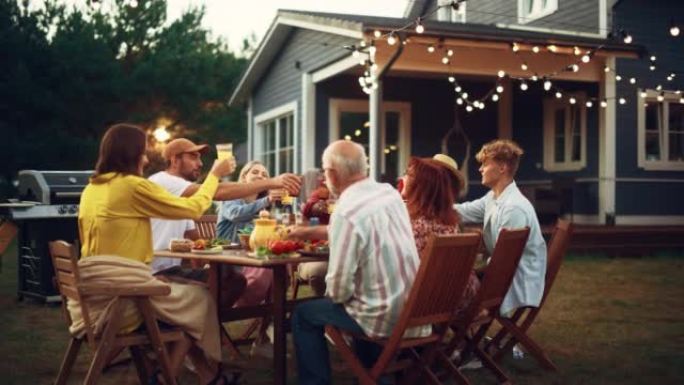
[542,219,573,303]
[476,227,530,312]
[49,240,98,347]
[195,215,217,239]
[402,233,482,329]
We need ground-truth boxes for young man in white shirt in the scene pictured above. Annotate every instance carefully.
[149,138,301,303]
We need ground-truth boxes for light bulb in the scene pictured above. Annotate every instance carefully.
[374,30,382,38]
[544,80,552,91]
[650,65,656,71]
[671,25,681,37]
[427,45,435,53]
[498,70,506,78]
[478,102,485,110]
[547,45,558,53]
[657,93,665,102]
[532,46,540,53]
[442,57,450,65]
[521,63,528,71]
[447,49,454,57]
[466,105,474,112]
[616,75,622,81]
[531,75,538,82]
[650,55,657,62]
[520,81,528,91]
[448,76,455,83]
[415,22,424,34]
[496,85,504,93]
[623,34,633,44]
[569,97,577,104]
[492,94,500,102]
[581,54,591,63]
[604,66,610,73]
[462,92,468,99]
[586,100,593,108]
[556,91,562,99]
[573,46,581,56]
[640,91,648,98]
[630,78,636,84]
[571,64,579,72]
[601,100,608,108]
[455,86,462,92]
[511,43,520,52]
[619,97,627,105]
[456,98,463,105]
[387,34,396,45]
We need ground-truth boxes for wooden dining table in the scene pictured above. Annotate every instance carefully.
[155,248,327,385]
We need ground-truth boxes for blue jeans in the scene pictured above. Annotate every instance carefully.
[292,298,388,385]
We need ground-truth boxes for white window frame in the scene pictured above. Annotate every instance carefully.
[518,0,558,24]
[638,89,684,171]
[329,98,411,177]
[543,92,587,171]
[451,2,466,23]
[253,101,299,175]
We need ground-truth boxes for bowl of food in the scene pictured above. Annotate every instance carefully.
[169,238,193,252]
[238,226,254,251]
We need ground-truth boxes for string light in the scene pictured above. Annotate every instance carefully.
[581,53,591,63]
[442,56,450,64]
[373,30,382,38]
[521,62,528,71]
[387,34,397,46]
[604,66,610,73]
[415,18,425,34]
[640,91,648,98]
[556,91,563,99]
[573,46,582,56]
[547,45,558,53]
[680,97,684,104]
[492,94,500,102]
[650,55,657,62]
[670,20,680,37]
[621,30,633,44]
[455,86,462,92]
[531,75,538,82]
[448,76,455,83]
[649,65,656,71]
[478,102,486,110]
[498,70,506,78]
[496,85,504,93]
[570,64,580,72]
[601,99,608,108]
[532,46,540,53]
[619,97,627,104]
[520,81,528,91]
[544,80,552,91]
[461,92,468,99]
[511,42,520,52]
[466,105,474,112]
[616,75,622,81]
[657,92,665,102]
[656,84,663,91]
[586,100,593,108]
[427,45,435,53]
[456,98,463,105]
[569,97,577,104]
[630,77,636,84]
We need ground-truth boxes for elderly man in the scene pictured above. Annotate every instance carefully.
[290,140,428,385]
[149,138,301,281]
[454,139,547,316]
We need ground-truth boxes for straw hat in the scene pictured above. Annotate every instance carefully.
[433,153,465,192]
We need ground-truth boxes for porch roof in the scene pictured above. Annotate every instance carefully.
[229,9,643,106]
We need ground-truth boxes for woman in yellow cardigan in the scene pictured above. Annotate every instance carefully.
[78,123,236,385]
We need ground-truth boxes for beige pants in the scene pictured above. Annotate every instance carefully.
[297,262,328,296]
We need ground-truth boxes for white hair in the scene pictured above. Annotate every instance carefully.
[322,141,368,181]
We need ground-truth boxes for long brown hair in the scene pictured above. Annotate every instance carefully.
[94,123,147,177]
[405,157,459,226]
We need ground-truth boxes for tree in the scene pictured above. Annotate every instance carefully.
[0,0,249,199]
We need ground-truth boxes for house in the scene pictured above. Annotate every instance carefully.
[229,0,684,226]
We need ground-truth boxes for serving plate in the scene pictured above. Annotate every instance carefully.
[190,248,223,255]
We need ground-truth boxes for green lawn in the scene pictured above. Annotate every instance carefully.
[1,242,683,384]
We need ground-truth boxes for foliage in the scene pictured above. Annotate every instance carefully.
[0,0,249,199]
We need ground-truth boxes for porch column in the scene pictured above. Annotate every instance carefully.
[301,73,315,171]
[598,56,617,224]
[369,80,383,180]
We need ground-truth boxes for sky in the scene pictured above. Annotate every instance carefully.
[43,0,409,53]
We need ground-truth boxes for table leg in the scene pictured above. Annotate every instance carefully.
[272,265,287,385]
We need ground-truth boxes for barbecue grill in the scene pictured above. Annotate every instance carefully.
[1,170,91,302]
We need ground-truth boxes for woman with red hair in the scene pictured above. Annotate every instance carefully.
[403,156,479,310]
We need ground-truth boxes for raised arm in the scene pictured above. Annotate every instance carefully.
[219,197,270,223]
[181,173,302,201]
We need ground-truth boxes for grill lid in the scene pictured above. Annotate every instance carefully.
[17,170,92,204]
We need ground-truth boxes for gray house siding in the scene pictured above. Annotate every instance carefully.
[422,0,598,34]
[251,28,355,171]
[612,0,684,216]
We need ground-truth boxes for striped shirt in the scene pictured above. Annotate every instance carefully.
[326,178,430,338]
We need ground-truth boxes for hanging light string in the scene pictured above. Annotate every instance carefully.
[346,0,682,106]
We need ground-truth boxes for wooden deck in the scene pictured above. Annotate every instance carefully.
[541,224,684,256]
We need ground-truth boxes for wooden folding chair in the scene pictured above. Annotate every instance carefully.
[439,227,530,385]
[485,219,574,371]
[195,214,218,239]
[49,240,187,385]
[325,233,482,385]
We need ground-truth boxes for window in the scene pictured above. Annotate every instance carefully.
[543,93,587,171]
[254,102,297,176]
[436,0,466,23]
[329,99,411,182]
[638,90,684,170]
[518,0,558,24]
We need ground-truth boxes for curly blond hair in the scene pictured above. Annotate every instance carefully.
[475,139,524,175]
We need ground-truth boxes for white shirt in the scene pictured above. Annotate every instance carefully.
[456,181,547,315]
[326,178,429,338]
[148,171,196,273]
